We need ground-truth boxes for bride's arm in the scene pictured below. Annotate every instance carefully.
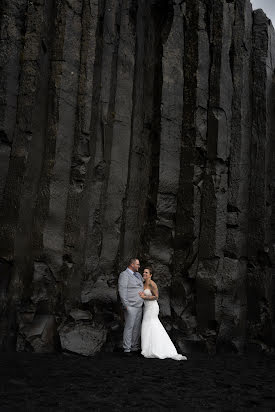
[150,281,159,300]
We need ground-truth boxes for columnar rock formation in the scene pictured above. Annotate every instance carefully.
[0,0,274,355]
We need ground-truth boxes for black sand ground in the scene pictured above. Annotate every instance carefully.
[0,352,274,411]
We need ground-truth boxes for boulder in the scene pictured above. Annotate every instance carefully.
[59,323,107,356]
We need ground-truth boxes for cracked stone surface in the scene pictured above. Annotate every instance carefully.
[0,0,274,355]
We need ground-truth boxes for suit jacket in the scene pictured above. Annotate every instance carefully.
[118,268,144,308]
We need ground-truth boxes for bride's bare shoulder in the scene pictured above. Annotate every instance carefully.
[150,280,158,289]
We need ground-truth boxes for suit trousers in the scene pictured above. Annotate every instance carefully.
[123,305,143,352]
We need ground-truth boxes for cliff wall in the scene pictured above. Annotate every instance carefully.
[0,0,274,354]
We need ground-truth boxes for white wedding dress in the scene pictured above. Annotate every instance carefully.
[141,289,187,360]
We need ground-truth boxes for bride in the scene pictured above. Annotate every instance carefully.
[139,267,187,361]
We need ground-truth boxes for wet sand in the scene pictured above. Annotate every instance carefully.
[0,352,274,411]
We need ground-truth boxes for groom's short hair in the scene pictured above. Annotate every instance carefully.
[128,257,139,266]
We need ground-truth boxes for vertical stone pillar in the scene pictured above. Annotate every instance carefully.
[246,10,275,347]
[197,0,234,351]
[219,0,253,352]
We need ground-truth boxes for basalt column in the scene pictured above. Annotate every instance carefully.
[247,9,275,349]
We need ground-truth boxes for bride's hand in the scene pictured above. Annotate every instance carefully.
[139,291,145,299]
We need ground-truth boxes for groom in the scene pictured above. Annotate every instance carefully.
[118,258,144,354]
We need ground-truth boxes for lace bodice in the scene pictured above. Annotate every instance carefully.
[143,288,156,307]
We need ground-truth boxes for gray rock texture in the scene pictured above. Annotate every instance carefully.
[0,0,274,355]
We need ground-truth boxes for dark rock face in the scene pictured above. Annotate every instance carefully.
[0,0,274,355]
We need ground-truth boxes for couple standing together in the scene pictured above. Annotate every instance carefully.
[118,258,187,360]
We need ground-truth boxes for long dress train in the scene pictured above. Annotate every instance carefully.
[141,289,187,360]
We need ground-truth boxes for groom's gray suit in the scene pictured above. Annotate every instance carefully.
[118,268,144,352]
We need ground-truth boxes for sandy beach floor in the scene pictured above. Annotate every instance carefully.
[0,351,274,411]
